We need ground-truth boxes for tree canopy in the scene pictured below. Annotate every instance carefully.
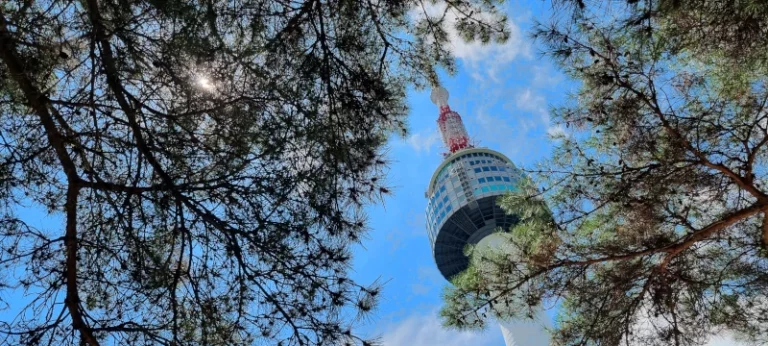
[0,0,508,345]
[441,1,768,345]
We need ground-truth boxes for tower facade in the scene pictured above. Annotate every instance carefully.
[424,87,549,346]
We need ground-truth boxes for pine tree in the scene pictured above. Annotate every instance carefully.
[441,2,768,345]
[0,0,508,345]
[558,0,768,83]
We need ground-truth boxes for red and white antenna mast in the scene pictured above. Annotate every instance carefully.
[430,87,473,154]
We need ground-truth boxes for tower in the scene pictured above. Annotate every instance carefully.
[424,87,549,346]
[425,87,523,281]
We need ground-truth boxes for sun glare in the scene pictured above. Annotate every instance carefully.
[196,75,215,91]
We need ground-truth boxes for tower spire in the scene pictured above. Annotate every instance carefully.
[430,87,472,154]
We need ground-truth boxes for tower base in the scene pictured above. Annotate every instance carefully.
[498,307,550,346]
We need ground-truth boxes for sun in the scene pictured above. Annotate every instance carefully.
[196,75,215,91]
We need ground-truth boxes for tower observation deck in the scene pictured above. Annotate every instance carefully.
[425,87,524,281]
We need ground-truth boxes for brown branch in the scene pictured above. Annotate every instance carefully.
[568,35,768,267]
[64,184,98,346]
[82,0,180,196]
[83,0,232,243]
[465,204,765,323]
[634,69,766,202]
[558,203,765,269]
[79,180,165,193]
[265,0,315,49]
[564,32,768,202]
[0,12,79,181]
[658,203,765,271]
[746,95,768,173]
[82,0,289,281]
[0,10,98,346]
[762,211,768,250]
[615,74,768,201]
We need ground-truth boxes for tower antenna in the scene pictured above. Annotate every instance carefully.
[430,87,473,154]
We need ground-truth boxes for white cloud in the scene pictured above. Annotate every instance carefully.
[474,110,524,157]
[385,227,406,254]
[411,2,530,82]
[627,305,751,346]
[546,124,567,139]
[379,311,499,346]
[409,283,431,295]
[515,88,549,124]
[407,265,445,297]
[442,85,548,162]
[531,65,564,89]
[406,129,442,154]
[705,334,746,346]
[461,86,547,154]
[513,87,570,138]
[376,307,746,346]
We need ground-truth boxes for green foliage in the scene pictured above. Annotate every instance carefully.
[0,0,507,345]
[441,1,768,345]
[557,0,768,90]
[441,180,557,331]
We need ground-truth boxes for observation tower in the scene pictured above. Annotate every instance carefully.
[425,87,523,281]
[424,87,549,346]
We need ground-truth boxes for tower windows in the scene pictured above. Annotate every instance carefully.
[427,150,522,234]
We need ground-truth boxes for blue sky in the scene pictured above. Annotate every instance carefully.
[353,1,746,345]
[352,2,563,344]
